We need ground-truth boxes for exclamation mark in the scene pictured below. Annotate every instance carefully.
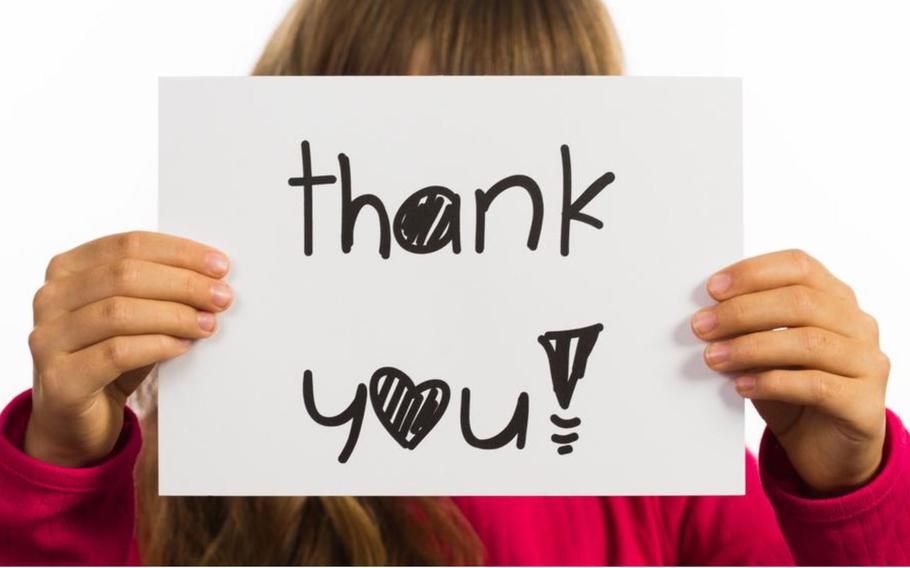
[537,323,604,455]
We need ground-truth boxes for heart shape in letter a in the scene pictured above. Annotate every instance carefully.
[369,367,450,450]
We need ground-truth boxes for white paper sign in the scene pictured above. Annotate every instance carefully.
[158,77,742,496]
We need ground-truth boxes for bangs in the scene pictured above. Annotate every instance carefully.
[253,0,623,76]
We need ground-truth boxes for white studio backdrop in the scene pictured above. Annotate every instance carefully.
[1,0,908,454]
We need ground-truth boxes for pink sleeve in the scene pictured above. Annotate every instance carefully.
[0,390,142,565]
[660,451,796,565]
[760,409,910,566]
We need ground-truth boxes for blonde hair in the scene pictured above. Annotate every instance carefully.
[139,0,623,564]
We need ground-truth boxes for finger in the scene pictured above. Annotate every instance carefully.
[42,297,216,352]
[45,231,229,280]
[706,249,855,303]
[704,327,874,378]
[732,369,855,415]
[692,285,865,340]
[61,335,190,398]
[34,259,233,323]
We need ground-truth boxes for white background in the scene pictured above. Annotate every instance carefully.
[1,1,908,453]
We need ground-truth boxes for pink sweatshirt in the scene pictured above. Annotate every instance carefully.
[1,389,908,566]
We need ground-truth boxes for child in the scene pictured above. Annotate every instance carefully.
[1,0,907,564]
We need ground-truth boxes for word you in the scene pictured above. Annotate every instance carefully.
[303,323,603,463]
[288,141,616,258]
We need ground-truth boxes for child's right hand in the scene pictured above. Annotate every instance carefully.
[24,231,232,467]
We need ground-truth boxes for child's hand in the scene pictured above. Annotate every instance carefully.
[691,250,889,493]
[25,232,232,467]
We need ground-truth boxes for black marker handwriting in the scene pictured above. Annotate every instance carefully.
[538,323,604,454]
[288,141,614,258]
[559,145,614,256]
[474,175,543,253]
[460,388,529,450]
[393,186,462,254]
[302,370,366,464]
[369,367,450,450]
[287,141,337,256]
[538,323,604,409]
[302,322,603,462]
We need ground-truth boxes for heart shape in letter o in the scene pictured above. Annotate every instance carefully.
[369,366,450,450]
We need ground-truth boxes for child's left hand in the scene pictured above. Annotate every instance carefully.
[691,249,889,494]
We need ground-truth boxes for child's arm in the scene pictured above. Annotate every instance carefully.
[666,414,910,566]
[680,249,909,564]
[759,408,910,565]
[660,451,796,566]
[691,249,890,494]
[0,232,228,563]
[25,231,230,469]
[0,390,142,564]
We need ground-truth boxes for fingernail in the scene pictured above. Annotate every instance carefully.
[211,282,233,308]
[178,338,192,349]
[197,311,216,332]
[708,272,732,296]
[735,375,756,395]
[205,253,230,276]
[705,342,730,365]
[691,309,718,336]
